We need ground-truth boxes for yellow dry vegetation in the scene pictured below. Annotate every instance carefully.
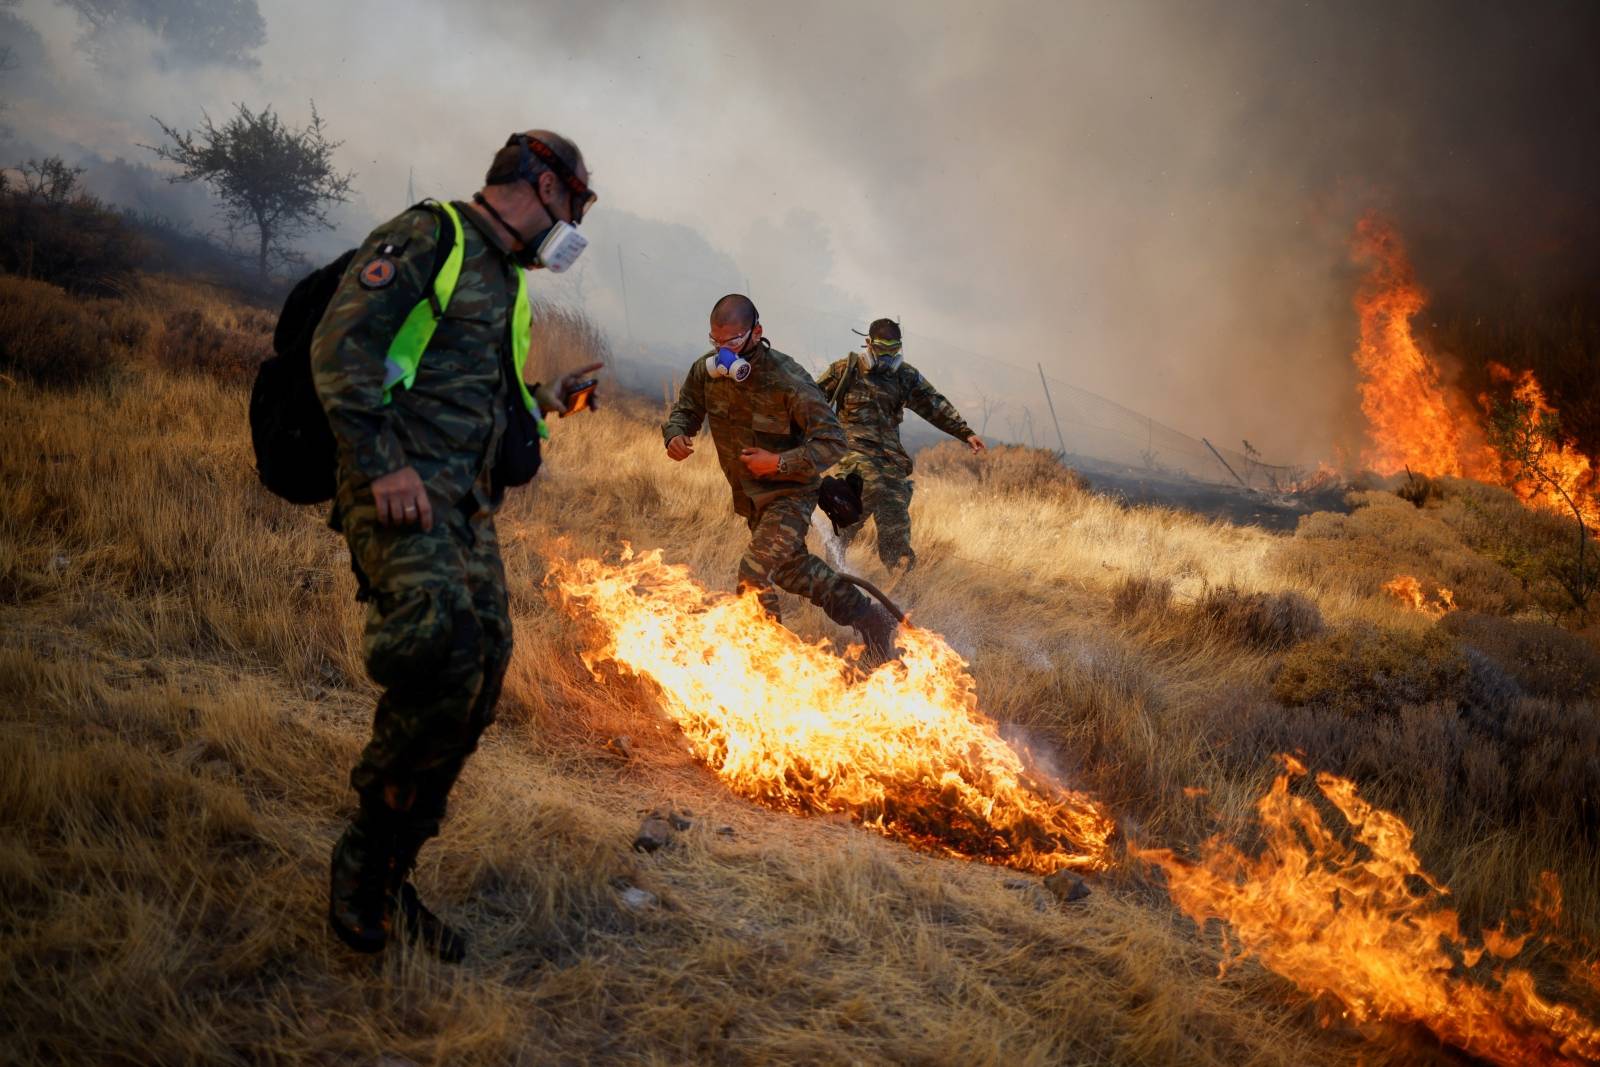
[2,273,1597,1065]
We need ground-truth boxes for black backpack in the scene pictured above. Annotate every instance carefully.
[249,202,459,505]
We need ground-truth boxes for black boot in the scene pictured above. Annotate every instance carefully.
[328,813,394,954]
[852,602,902,669]
[388,832,467,964]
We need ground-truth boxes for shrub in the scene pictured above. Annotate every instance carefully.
[1213,689,1600,855]
[1196,585,1324,650]
[1110,573,1172,619]
[1271,622,1473,717]
[153,303,275,381]
[0,160,147,297]
[1436,479,1599,623]
[1441,612,1600,701]
[0,275,149,389]
[1277,490,1528,616]
[1395,468,1441,508]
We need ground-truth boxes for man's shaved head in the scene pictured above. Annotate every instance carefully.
[711,293,759,332]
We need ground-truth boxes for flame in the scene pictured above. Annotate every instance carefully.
[1350,216,1495,481]
[548,545,1599,1060]
[1487,362,1600,529]
[550,546,1116,873]
[1382,574,1456,618]
[1285,461,1344,495]
[1349,215,1599,529]
[1140,757,1600,1065]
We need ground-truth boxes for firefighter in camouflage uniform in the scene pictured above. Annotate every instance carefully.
[313,130,601,961]
[663,295,900,665]
[816,318,986,571]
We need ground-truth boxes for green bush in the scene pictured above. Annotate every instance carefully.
[1441,612,1600,701]
[1272,622,1472,717]
[1436,478,1598,622]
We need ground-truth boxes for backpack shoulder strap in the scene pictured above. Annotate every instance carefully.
[829,353,860,412]
[382,200,466,400]
[413,199,460,316]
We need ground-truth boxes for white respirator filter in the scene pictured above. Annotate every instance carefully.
[536,220,588,273]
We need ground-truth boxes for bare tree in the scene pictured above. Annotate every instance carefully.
[18,157,87,206]
[1489,393,1598,624]
[144,102,354,282]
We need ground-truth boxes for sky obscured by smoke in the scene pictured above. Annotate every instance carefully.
[3,0,1596,462]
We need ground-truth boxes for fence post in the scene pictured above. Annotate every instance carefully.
[616,244,633,341]
[1037,363,1068,455]
[1202,437,1250,489]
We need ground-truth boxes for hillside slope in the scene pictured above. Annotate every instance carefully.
[3,274,1598,1066]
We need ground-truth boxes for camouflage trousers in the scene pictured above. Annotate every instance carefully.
[738,490,870,626]
[836,453,915,570]
[337,497,513,840]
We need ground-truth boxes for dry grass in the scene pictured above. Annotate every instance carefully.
[0,273,275,390]
[3,274,1598,1065]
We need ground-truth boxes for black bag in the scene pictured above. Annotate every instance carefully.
[249,202,455,505]
[490,342,542,500]
[249,249,356,504]
[818,471,865,533]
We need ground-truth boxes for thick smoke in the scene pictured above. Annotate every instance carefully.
[2,0,1595,461]
[56,0,266,69]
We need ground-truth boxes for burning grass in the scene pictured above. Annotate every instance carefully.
[1142,757,1600,1065]
[552,548,1115,873]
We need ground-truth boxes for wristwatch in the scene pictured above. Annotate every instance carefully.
[776,451,790,475]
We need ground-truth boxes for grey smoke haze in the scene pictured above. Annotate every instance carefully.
[3,0,1596,462]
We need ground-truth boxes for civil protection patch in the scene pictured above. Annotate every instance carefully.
[359,257,397,289]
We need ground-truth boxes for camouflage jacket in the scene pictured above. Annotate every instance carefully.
[816,354,973,471]
[662,340,847,518]
[312,200,520,515]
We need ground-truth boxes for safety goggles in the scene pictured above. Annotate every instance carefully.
[868,337,903,353]
[512,134,598,224]
[709,323,755,351]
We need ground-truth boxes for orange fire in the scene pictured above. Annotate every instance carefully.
[1351,215,1494,481]
[550,545,1600,1060]
[1349,216,1598,529]
[1285,461,1343,495]
[1140,756,1600,1065]
[550,546,1116,873]
[1382,574,1456,618]
[1486,362,1600,529]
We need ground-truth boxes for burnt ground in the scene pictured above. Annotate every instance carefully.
[1064,454,1352,532]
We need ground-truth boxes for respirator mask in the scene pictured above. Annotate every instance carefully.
[860,335,903,373]
[705,324,756,382]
